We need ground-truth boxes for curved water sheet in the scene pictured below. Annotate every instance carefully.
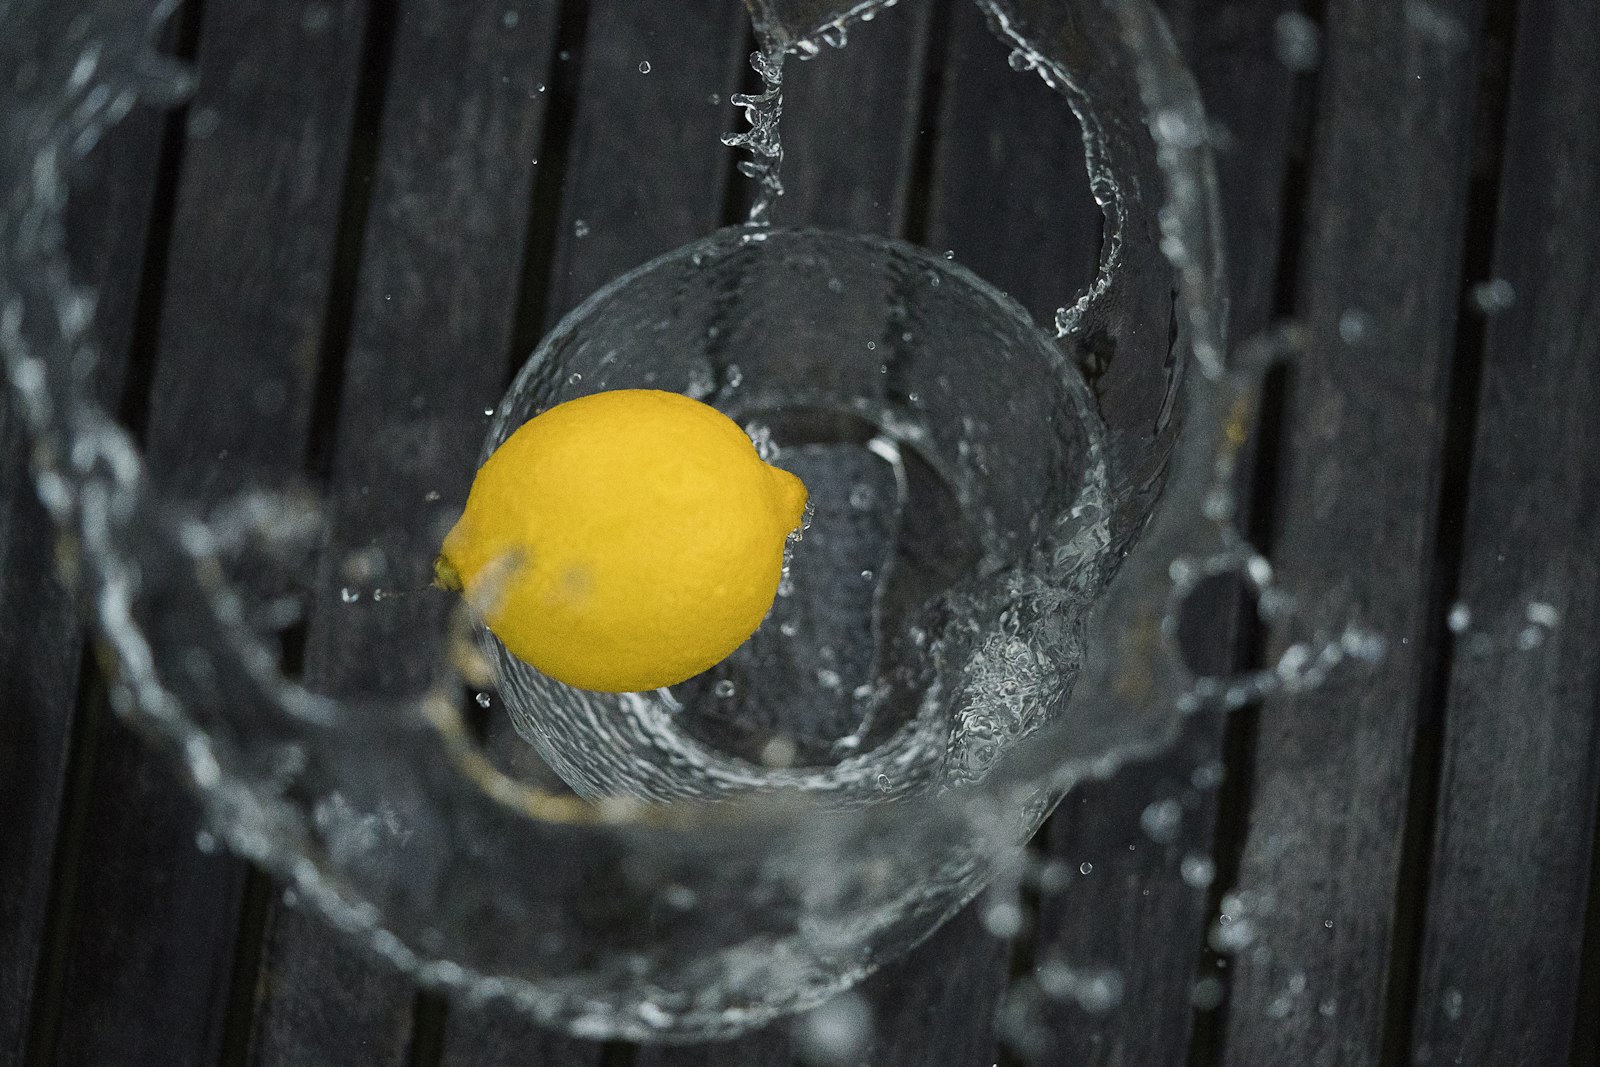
[1,0,1376,1046]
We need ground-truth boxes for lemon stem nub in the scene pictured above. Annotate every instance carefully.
[433,554,464,592]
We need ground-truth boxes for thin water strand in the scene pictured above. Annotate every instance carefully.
[722,49,785,226]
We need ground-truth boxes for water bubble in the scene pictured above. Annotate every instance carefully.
[1274,11,1322,71]
[1036,960,1125,1012]
[778,620,798,637]
[638,60,651,74]
[567,372,583,385]
[1140,798,1183,843]
[1526,601,1560,628]
[558,49,570,61]
[1441,987,1463,1020]
[1447,602,1471,633]
[1181,855,1217,888]
[1191,762,1225,789]
[1267,993,1293,1019]
[194,830,218,853]
[1338,309,1371,344]
[661,884,697,910]
[1192,976,1225,1010]
[1318,996,1338,1017]
[1079,861,1094,875]
[1324,918,1335,929]
[300,4,333,33]
[340,587,359,603]
[474,692,492,708]
[859,569,874,582]
[865,340,876,351]
[573,218,590,238]
[1469,277,1515,314]
[708,92,721,105]
[186,107,220,139]
[983,900,1024,938]
[760,736,797,768]
[501,9,519,28]
[794,992,870,1065]
[713,679,736,698]
[424,489,441,502]
[875,773,891,792]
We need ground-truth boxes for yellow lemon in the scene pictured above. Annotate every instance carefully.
[436,389,808,692]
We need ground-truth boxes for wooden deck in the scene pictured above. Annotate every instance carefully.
[2,0,1597,1064]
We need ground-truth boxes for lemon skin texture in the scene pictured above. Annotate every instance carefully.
[439,389,808,693]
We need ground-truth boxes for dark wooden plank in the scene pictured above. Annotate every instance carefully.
[1219,0,1487,1062]
[0,67,172,1067]
[1407,0,1600,1060]
[922,0,1101,325]
[440,1001,610,1067]
[766,0,932,235]
[237,1,560,1064]
[1025,0,1303,1062]
[635,906,1009,1067]
[541,0,751,325]
[48,2,373,1064]
[433,0,749,1060]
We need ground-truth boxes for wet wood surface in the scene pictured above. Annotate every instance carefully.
[3,0,1598,1065]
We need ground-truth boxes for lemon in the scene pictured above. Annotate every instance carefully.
[436,389,808,692]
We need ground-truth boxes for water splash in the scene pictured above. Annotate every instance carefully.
[722,49,786,225]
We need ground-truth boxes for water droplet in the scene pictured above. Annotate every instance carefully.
[795,992,871,1064]
[1140,798,1183,843]
[573,218,590,238]
[1338,308,1370,344]
[1526,601,1560,628]
[1469,277,1515,314]
[1181,855,1216,888]
[474,692,492,708]
[638,60,651,73]
[1274,11,1322,71]
[982,900,1024,938]
[1191,976,1225,1010]
[760,736,797,768]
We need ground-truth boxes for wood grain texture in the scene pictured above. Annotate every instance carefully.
[921,0,1101,324]
[440,1001,610,1067]
[1219,0,1488,1062]
[429,0,749,1060]
[239,1,560,1064]
[1027,0,1303,1062]
[766,0,933,235]
[47,2,372,1065]
[540,0,751,325]
[1408,0,1600,1060]
[0,87,170,1067]
[635,907,1010,1067]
